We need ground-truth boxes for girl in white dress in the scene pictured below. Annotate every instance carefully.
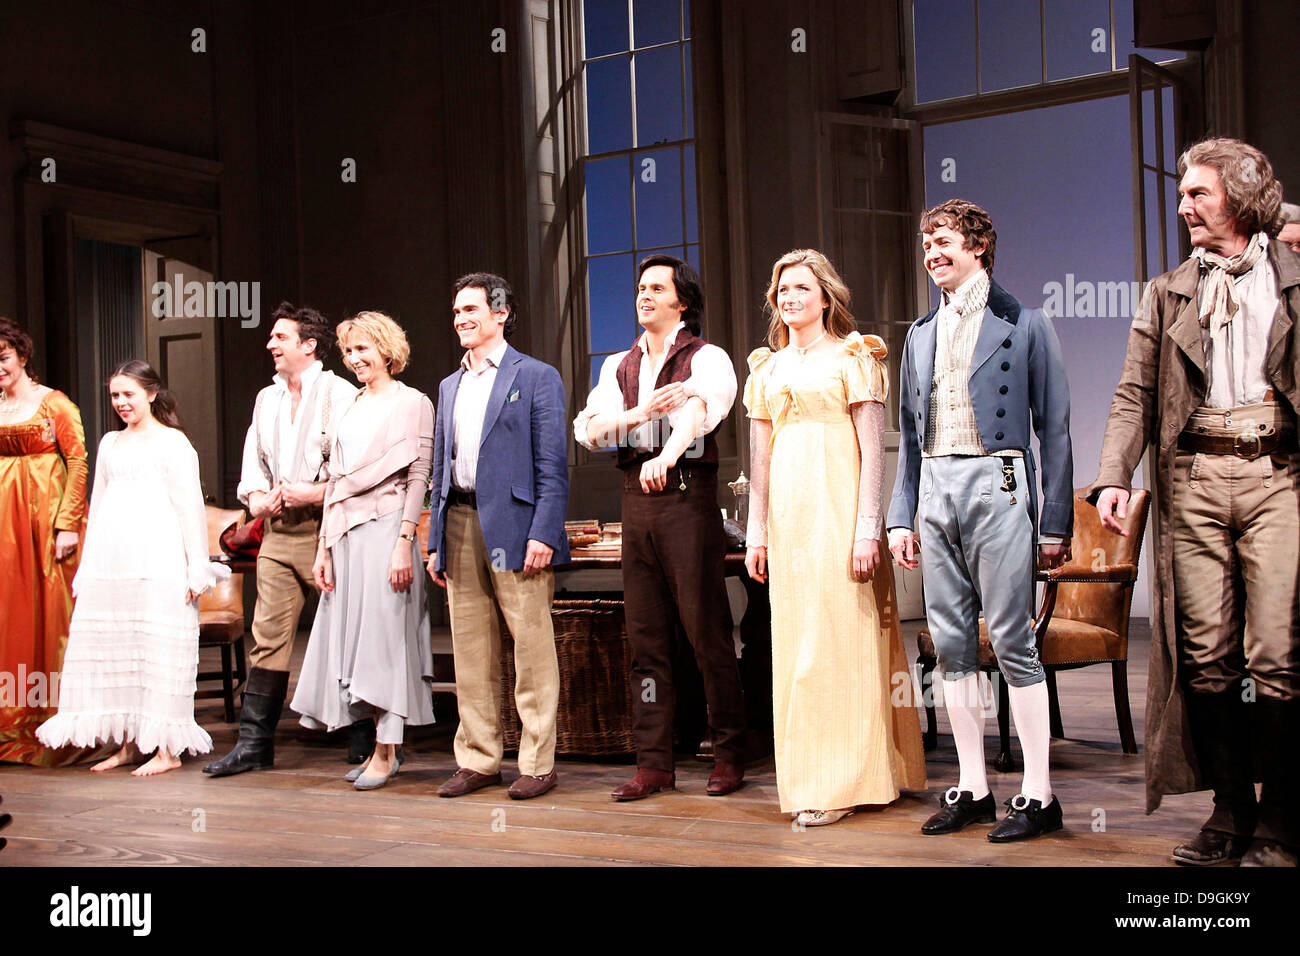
[37,360,217,776]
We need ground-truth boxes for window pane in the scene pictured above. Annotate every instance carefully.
[686,243,699,273]
[684,41,694,138]
[584,0,629,58]
[1045,0,1111,81]
[634,45,683,145]
[634,147,683,247]
[588,253,637,353]
[586,55,633,154]
[585,156,633,254]
[633,0,680,47]
[978,0,1041,93]
[684,143,698,242]
[913,0,976,103]
[683,0,691,39]
[1113,0,1186,65]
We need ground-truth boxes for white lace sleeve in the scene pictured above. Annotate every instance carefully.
[164,431,216,595]
[850,400,885,542]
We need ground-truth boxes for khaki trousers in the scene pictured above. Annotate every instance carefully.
[445,504,559,776]
[1173,444,1299,701]
[248,516,321,673]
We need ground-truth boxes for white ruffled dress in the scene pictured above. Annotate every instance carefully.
[37,426,218,757]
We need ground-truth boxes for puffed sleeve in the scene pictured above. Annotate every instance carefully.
[742,347,773,421]
[48,391,89,532]
[842,332,889,406]
[163,430,217,595]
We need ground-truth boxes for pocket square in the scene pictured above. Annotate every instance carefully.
[507,388,520,403]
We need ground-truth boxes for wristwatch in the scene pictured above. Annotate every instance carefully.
[399,531,416,542]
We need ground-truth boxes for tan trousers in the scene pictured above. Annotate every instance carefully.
[1173,436,1299,701]
[445,504,559,776]
[248,517,321,673]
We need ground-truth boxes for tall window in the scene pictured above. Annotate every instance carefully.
[912,0,1183,103]
[582,0,698,387]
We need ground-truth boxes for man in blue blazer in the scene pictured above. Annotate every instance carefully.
[424,272,570,801]
[887,199,1074,842]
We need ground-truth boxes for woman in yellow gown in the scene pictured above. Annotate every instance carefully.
[744,250,926,826]
[0,317,89,766]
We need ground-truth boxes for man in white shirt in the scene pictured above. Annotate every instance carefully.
[205,303,358,777]
[574,254,747,800]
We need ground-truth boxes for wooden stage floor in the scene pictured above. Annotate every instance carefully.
[1,619,1215,867]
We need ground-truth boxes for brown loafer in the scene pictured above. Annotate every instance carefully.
[611,768,675,801]
[508,770,559,800]
[706,761,744,796]
[437,768,503,798]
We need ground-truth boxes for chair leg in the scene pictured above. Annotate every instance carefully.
[220,643,235,723]
[993,673,1018,773]
[234,635,248,685]
[1112,661,1138,754]
[1046,668,1064,739]
[918,658,938,751]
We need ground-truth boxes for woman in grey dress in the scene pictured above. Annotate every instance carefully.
[291,311,436,790]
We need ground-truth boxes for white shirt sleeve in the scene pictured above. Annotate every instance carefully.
[572,352,628,451]
[235,392,269,507]
[672,343,737,436]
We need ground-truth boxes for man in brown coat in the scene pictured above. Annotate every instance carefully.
[1088,138,1299,867]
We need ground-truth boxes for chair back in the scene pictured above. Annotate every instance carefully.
[1052,488,1151,636]
[202,505,246,619]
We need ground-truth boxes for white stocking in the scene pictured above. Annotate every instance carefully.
[943,673,989,800]
[1008,680,1052,804]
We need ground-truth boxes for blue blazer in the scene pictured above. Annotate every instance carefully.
[886,279,1074,538]
[428,344,571,572]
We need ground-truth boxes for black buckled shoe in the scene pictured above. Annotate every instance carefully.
[1171,828,1252,866]
[988,794,1064,843]
[921,787,998,835]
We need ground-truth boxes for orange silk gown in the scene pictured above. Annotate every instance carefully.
[0,390,89,765]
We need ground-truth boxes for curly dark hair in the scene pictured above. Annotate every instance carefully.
[453,273,519,339]
[637,254,704,336]
[919,199,997,276]
[270,301,334,360]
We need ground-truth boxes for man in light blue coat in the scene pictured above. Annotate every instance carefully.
[888,199,1074,842]
[425,272,570,801]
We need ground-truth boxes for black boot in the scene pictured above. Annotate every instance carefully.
[1172,688,1256,866]
[346,718,376,764]
[1242,694,1300,866]
[203,667,288,777]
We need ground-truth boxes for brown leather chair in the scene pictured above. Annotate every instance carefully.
[199,505,249,722]
[916,487,1151,770]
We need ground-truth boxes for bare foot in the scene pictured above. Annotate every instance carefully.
[131,751,181,776]
[91,743,137,773]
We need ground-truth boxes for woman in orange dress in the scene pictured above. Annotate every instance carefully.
[0,317,89,766]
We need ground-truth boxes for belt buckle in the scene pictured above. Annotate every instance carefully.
[1233,432,1262,460]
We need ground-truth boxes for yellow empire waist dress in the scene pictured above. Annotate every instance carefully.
[744,332,926,813]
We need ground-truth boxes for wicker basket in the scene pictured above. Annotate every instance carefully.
[499,597,634,755]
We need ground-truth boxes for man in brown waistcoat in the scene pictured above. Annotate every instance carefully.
[574,254,747,800]
[1088,138,1300,867]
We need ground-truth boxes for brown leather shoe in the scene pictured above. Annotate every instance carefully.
[508,770,559,800]
[437,768,503,798]
[706,761,744,796]
[611,768,675,801]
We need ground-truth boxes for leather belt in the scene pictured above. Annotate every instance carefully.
[448,488,478,509]
[1177,429,1297,460]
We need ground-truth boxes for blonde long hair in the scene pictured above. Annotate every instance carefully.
[762,249,855,350]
